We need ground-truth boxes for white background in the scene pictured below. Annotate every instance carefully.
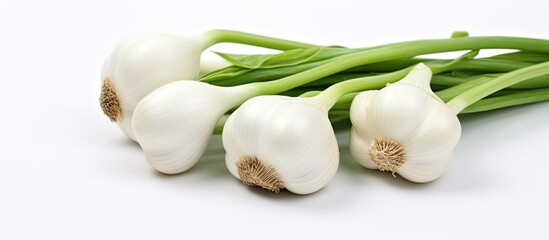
[1,0,549,239]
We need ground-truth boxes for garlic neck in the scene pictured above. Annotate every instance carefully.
[100,78,122,122]
[368,138,406,176]
[236,156,285,193]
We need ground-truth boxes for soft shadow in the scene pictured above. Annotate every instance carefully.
[189,135,233,181]
[151,169,188,179]
[115,137,141,150]
[340,145,482,193]
[243,184,317,201]
[364,168,441,190]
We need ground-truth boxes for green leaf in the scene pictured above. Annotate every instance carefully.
[488,51,549,63]
[200,47,356,84]
[200,59,334,86]
[451,31,469,38]
[199,66,254,82]
[214,47,352,69]
[214,48,318,69]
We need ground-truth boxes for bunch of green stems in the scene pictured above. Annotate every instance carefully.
[206,49,549,133]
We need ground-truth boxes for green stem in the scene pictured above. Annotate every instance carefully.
[202,29,319,51]
[487,51,549,63]
[348,58,530,73]
[431,74,489,86]
[295,57,474,110]
[460,88,549,113]
[303,58,530,88]
[310,68,411,111]
[434,73,549,89]
[303,73,377,87]
[435,74,549,102]
[204,55,534,87]
[213,114,229,134]
[310,72,549,107]
[446,61,549,113]
[435,76,492,102]
[250,36,549,97]
[313,87,549,117]
[299,90,323,98]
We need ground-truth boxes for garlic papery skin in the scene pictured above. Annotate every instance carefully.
[223,96,339,194]
[100,33,206,141]
[132,80,254,174]
[349,63,462,183]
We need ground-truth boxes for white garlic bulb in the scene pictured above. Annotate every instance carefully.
[100,33,206,140]
[349,63,462,183]
[223,95,339,194]
[132,80,252,174]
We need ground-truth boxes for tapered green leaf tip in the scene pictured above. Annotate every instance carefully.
[451,31,469,38]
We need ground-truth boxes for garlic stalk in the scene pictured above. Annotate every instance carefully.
[459,88,549,114]
[349,61,549,182]
[100,30,318,140]
[132,37,549,175]
[445,60,549,114]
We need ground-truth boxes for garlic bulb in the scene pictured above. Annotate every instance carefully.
[100,34,206,140]
[132,80,252,174]
[223,96,339,194]
[349,63,461,183]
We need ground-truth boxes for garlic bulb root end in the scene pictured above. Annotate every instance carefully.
[100,77,121,122]
[236,155,285,193]
[368,138,406,177]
